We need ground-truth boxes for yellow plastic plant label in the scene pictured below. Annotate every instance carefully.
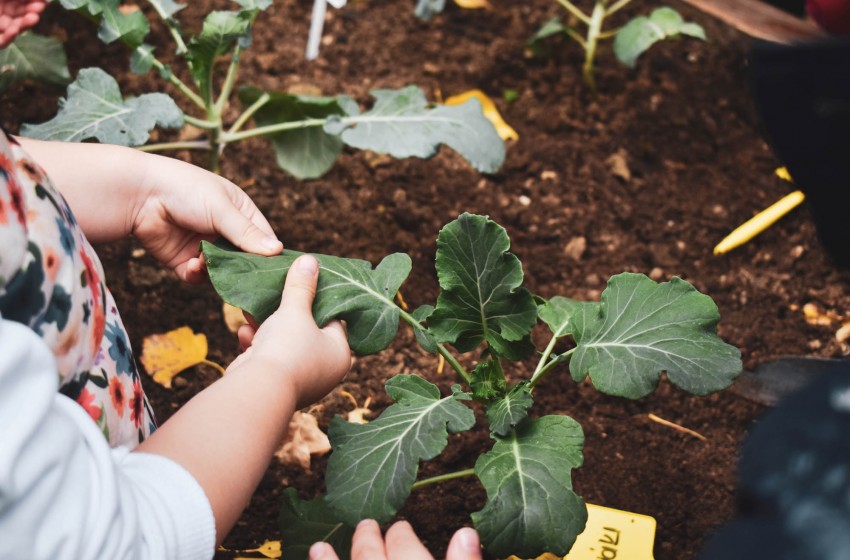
[444,89,519,141]
[453,0,492,9]
[507,504,656,560]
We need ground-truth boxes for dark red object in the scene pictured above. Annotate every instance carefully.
[807,0,850,34]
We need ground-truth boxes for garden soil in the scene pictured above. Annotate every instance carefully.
[3,1,850,558]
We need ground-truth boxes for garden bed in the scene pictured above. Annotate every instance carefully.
[3,0,850,558]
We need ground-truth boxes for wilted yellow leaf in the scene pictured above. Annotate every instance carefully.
[140,326,213,388]
[275,411,331,471]
[222,302,249,333]
[453,0,492,9]
[444,89,518,141]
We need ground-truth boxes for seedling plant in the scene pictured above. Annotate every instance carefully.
[530,1,707,91]
[203,213,742,559]
[18,0,504,178]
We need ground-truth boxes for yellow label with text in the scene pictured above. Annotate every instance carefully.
[507,503,656,560]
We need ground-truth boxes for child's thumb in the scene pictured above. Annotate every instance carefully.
[279,255,319,312]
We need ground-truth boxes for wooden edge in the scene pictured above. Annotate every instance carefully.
[679,0,826,44]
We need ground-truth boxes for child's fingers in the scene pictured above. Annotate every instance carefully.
[385,521,433,560]
[351,519,387,560]
[236,324,256,351]
[445,527,483,560]
[309,541,339,560]
[279,255,319,313]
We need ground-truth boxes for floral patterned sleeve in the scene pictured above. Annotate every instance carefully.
[0,130,155,448]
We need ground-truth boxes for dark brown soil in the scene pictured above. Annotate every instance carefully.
[3,1,850,559]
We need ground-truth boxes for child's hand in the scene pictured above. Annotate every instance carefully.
[0,0,46,48]
[231,255,350,409]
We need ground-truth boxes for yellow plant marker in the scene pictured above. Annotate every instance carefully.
[506,504,656,560]
[140,326,224,388]
[221,539,282,559]
[444,89,519,141]
[713,190,806,255]
[775,166,793,182]
[453,0,493,9]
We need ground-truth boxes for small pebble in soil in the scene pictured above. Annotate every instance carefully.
[790,245,806,259]
[836,323,850,344]
[518,195,532,206]
[563,236,586,261]
[650,267,665,281]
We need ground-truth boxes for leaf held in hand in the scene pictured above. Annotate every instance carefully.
[202,240,411,355]
[279,489,354,560]
[140,326,210,388]
[569,273,742,398]
[473,416,587,557]
[275,411,331,471]
[325,375,475,525]
[20,68,183,145]
[444,89,518,141]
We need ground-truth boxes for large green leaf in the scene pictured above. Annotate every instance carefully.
[20,68,183,145]
[329,86,505,174]
[473,416,587,558]
[325,375,475,525]
[201,240,411,355]
[0,32,71,93]
[59,0,150,48]
[187,11,252,101]
[614,7,706,68]
[485,382,533,436]
[428,214,537,358]
[238,87,354,179]
[279,489,354,560]
[569,273,742,398]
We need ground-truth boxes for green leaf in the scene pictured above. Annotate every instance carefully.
[538,296,584,340]
[187,11,252,101]
[570,273,742,398]
[411,304,438,353]
[473,416,587,558]
[235,0,273,10]
[334,86,505,174]
[414,0,446,20]
[148,0,185,17]
[614,7,706,68]
[20,67,183,145]
[485,382,533,436]
[0,32,71,93]
[59,0,150,48]
[238,87,353,179]
[202,240,411,355]
[130,44,155,75]
[470,360,507,400]
[279,489,354,560]
[326,375,475,525]
[428,214,537,358]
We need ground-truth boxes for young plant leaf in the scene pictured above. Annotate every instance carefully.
[538,296,583,340]
[278,489,354,560]
[0,32,71,93]
[238,87,353,180]
[187,11,253,101]
[59,0,151,48]
[527,17,566,56]
[570,273,742,398]
[331,86,505,174]
[428,214,537,358]
[470,360,507,400]
[411,304,438,353]
[414,0,446,20]
[485,381,533,436]
[201,241,411,355]
[614,7,706,68]
[235,0,274,10]
[20,67,183,145]
[472,416,587,558]
[147,0,186,18]
[325,375,475,525]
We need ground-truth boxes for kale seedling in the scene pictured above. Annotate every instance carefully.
[530,1,706,91]
[202,213,742,559]
[18,0,504,178]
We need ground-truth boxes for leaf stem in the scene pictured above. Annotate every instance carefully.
[222,117,329,142]
[215,46,242,117]
[582,0,607,91]
[145,0,189,54]
[146,55,206,110]
[229,92,271,134]
[202,359,227,376]
[605,0,635,17]
[183,115,219,129]
[137,140,211,152]
[529,348,575,389]
[398,309,471,385]
[411,468,476,490]
[554,0,591,25]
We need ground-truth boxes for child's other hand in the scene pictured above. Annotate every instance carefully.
[231,255,350,409]
[132,152,283,283]
[0,0,46,48]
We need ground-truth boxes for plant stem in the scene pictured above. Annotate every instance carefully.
[202,359,227,376]
[215,47,242,117]
[222,118,329,142]
[145,55,206,110]
[605,0,635,17]
[229,92,270,134]
[529,348,575,389]
[554,0,591,25]
[398,309,472,386]
[183,115,219,129]
[145,0,189,54]
[411,468,476,490]
[137,140,210,152]
[582,0,607,91]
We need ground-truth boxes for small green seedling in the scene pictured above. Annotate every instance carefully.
[203,213,742,559]
[17,0,504,178]
[530,2,706,91]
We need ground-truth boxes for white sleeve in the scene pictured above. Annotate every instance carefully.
[0,318,216,560]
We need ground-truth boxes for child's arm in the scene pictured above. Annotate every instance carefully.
[136,254,351,543]
[14,137,283,282]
